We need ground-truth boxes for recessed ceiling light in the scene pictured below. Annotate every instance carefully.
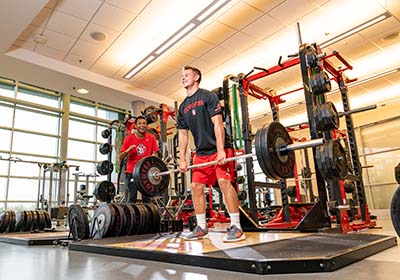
[77,88,89,94]
[90,31,108,41]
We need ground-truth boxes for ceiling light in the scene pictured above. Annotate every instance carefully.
[319,12,391,48]
[196,0,230,21]
[90,31,108,42]
[124,55,156,79]
[77,88,89,94]
[347,67,400,88]
[124,0,231,79]
[154,23,197,56]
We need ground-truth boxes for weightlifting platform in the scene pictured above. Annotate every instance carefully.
[69,230,397,274]
[0,231,70,246]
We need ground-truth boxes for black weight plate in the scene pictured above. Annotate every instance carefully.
[310,71,331,95]
[68,205,90,240]
[99,143,112,155]
[255,122,295,179]
[96,160,114,176]
[110,203,127,237]
[331,140,348,178]
[132,156,169,197]
[317,140,348,179]
[43,211,52,229]
[8,211,16,232]
[133,204,146,234]
[35,210,45,231]
[138,204,151,234]
[127,204,138,235]
[315,102,339,132]
[255,125,272,179]
[141,204,153,234]
[145,203,160,233]
[120,204,136,236]
[15,211,26,232]
[22,211,32,232]
[131,203,145,234]
[91,204,114,239]
[316,143,328,179]
[390,186,400,237]
[94,181,116,202]
[101,128,111,139]
[0,211,10,233]
[395,163,400,184]
[30,211,39,231]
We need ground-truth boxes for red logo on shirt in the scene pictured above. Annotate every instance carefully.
[136,143,146,156]
[183,100,204,114]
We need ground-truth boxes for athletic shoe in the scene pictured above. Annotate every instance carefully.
[182,225,209,240]
[223,225,246,242]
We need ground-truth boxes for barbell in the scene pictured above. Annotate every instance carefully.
[132,121,325,197]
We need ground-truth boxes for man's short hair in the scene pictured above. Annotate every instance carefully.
[184,65,202,84]
[135,115,147,124]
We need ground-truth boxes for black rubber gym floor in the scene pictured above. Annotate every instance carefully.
[69,232,397,274]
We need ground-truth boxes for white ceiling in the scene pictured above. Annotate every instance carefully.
[0,0,399,119]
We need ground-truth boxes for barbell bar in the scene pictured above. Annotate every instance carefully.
[152,138,324,178]
[131,121,346,197]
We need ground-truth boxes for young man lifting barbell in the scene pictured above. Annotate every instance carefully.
[177,65,246,242]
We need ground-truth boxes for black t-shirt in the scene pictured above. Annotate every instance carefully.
[177,88,232,156]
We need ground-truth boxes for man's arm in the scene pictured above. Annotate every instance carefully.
[211,114,226,163]
[178,129,189,171]
[119,144,135,161]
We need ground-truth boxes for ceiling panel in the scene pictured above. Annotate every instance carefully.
[46,10,88,38]
[340,40,379,60]
[196,21,237,45]
[218,1,263,30]
[41,29,77,52]
[179,37,215,58]
[242,14,284,41]
[64,53,96,69]
[54,0,102,21]
[142,63,180,79]
[200,46,235,66]
[368,25,400,48]
[153,72,182,94]
[219,31,254,55]
[359,17,400,39]
[161,52,196,68]
[92,2,134,32]
[69,39,107,59]
[242,0,286,13]
[90,52,125,76]
[35,44,67,60]
[105,0,151,14]
[268,0,317,25]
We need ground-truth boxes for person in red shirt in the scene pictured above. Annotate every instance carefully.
[120,116,159,203]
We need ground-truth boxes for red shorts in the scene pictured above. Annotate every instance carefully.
[192,148,234,185]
